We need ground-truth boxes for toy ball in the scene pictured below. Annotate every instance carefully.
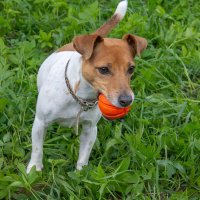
[98,94,131,120]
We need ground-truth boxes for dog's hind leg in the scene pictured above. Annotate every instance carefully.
[27,116,47,173]
[77,123,97,170]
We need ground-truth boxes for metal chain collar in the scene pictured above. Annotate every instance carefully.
[64,59,98,135]
[64,59,98,111]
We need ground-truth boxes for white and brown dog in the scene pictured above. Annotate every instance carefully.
[27,0,147,173]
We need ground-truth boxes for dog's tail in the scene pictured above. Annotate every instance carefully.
[93,0,128,37]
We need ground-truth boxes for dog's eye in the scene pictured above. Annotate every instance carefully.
[128,66,135,74]
[98,67,110,75]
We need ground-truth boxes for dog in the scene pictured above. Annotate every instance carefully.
[27,0,147,173]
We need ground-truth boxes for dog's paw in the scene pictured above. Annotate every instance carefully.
[27,161,43,173]
[76,162,88,171]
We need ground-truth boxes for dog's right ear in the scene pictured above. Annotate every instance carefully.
[73,34,103,60]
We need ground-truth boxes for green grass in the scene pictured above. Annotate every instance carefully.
[0,0,200,199]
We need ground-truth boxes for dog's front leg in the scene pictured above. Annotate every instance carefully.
[27,116,46,173]
[77,123,97,170]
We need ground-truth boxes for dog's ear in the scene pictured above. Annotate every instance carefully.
[73,34,103,60]
[122,34,147,57]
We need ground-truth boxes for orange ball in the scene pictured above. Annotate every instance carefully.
[98,94,131,120]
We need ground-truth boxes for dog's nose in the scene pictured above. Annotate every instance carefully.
[118,94,132,107]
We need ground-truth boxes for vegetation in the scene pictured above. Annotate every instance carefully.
[0,0,200,199]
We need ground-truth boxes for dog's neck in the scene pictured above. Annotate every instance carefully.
[66,52,97,100]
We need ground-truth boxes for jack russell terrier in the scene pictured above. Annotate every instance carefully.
[27,0,147,173]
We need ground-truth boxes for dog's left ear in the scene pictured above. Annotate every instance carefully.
[73,34,103,60]
[122,34,147,57]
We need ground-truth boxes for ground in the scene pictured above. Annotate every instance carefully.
[0,0,200,199]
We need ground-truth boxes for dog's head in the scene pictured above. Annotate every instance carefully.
[73,34,147,107]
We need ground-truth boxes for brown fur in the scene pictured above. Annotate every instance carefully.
[93,14,121,37]
[123,34,148,56]
[73,35,103,59]
[57,43,75,52]
[81,38,137,103]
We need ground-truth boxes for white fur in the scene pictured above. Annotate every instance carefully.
[27,51,102,173]
[114,0,128,19]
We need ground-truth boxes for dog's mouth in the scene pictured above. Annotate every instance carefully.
[97,91,134,108]
[97,93,131,120]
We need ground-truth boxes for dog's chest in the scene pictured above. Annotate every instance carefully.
[53,103,101,128]
[36,51,101,127]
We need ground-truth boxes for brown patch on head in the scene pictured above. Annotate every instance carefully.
[81,38,138,107]
[72,34,147,107]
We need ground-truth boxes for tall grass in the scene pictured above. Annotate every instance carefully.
[0,0,200,199]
